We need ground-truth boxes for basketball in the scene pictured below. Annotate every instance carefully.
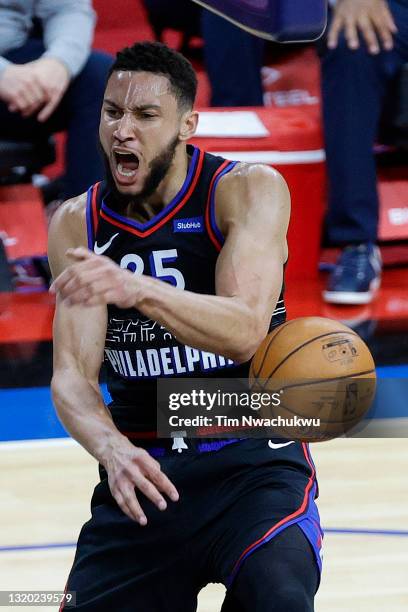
[249,317,377,442]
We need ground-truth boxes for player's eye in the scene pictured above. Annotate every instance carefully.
[140,112,156,119]
[105,108,121,119]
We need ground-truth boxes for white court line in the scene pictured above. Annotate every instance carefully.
[0,437,77,451]
[210,150,325,164]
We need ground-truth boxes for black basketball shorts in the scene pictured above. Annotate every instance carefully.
[61,438,323,611]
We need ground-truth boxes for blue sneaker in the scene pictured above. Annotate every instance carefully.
[323,243,382,305]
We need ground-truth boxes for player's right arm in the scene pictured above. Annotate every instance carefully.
[48,197,179,524]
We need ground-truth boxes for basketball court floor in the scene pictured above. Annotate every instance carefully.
[1,271,408,611]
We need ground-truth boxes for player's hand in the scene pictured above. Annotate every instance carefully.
[104,439,179,525]
[49,247,142,309]
[328,0,397,54]
[0,63,47,117]
[27,58,70,122]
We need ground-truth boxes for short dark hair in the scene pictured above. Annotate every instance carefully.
[108,41,197,110]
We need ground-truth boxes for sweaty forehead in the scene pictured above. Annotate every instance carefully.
[105,71,175,108]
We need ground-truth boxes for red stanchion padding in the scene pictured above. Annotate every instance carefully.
[0,185,48,259]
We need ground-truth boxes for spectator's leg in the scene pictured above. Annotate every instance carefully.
[320,0,408,305]
[320,0,408,246]
[49,51,113,198]
[321,36,404,245]
[202,11,264,106]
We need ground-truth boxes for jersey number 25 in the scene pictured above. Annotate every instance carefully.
[120,249,185,289]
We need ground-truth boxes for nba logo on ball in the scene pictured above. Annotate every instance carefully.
[322,338,358,362]
[249,317,377,442]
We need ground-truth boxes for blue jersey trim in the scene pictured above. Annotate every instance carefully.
[209,161,238,246]
[85,185,94,250]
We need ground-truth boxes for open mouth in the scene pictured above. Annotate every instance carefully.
[114,151,140,178]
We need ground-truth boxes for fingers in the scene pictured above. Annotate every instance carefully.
[21,80,46,116]
[66,247,94,261]
[373,6,397,51]
[114,489,147,526]
[49,249,100,294]
[111,452,180,525]
[50,251,136,309]
[37,89,63,123]
[132,470,179,513]
[6,76,46,116]
[59,283,95,306]
[327,0,397,54]
[8,91,43,116]
[134,476,168,511]
[358,15,380,54]
[327,15,342,49]
[51,270,118,307]
[147,464,180,503]
[383,5,398,35]
[344,16,359,50]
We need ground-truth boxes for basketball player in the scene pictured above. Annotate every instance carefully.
[49,42,322,611]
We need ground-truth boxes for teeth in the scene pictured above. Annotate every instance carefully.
[117,163,137,177]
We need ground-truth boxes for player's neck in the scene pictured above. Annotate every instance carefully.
[126,145,190,222]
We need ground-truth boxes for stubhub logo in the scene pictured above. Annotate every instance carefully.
[173,216,204,233]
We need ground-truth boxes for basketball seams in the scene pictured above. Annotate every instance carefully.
[252,319,300,379]
[254,368,375,394]
[274,369,376,392]
[278,398,369,426]
[261,330,360,384]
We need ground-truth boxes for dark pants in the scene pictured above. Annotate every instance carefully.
[202,11,265,106]
[0,40,113,199]
[320,0,408,244]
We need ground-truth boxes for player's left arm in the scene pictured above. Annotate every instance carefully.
[51,165,289,363]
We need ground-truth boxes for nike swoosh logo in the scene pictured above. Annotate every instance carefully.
[268,440,296,449]
[94,233,119,255]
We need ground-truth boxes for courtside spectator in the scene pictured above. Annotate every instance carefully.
[320,0,408,304]
[201,9,265,106]
[143,0,264,107]
[0,0,112,202]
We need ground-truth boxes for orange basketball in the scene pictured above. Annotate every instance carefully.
[249,317,377,442]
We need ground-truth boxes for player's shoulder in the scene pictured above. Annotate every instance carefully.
[226,161,283,180]
[220,162,287,195]
[48,191,88,246]
[225,161,285,182]
[48,192,89,277]
[216,162,290,214]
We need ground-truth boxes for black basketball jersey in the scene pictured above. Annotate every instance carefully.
[86,144,286,432]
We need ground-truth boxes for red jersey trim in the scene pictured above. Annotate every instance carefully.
[91,181,101,235]
[205,160,231,252]
[230,442,316,577]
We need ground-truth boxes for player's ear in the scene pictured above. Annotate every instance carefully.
[179,110,199,142]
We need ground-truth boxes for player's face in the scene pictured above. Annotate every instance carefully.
[99,71,183,197]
